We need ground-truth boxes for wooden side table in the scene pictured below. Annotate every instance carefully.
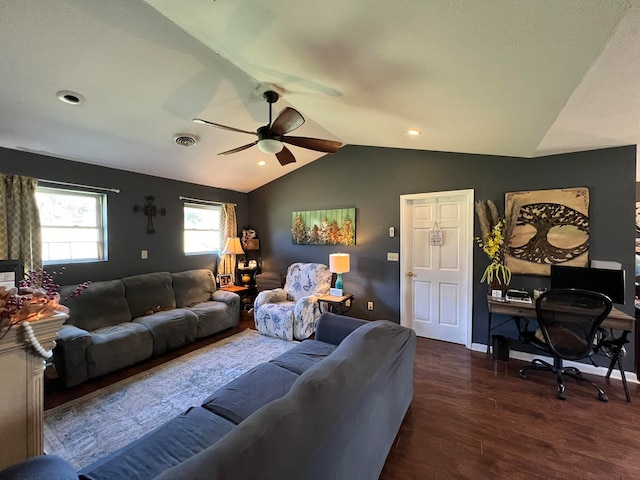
[220,285,249,294]
[318,294,354,315]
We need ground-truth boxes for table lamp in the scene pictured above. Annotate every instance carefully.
[329,253,350,294]
[221,237,244,282]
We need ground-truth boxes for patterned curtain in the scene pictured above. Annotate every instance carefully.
[217,203,238,281]
[0,175,42,272]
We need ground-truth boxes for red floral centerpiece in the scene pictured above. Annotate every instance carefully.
[0,268,89,329]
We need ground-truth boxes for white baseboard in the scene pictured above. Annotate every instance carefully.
[470,342,639,384]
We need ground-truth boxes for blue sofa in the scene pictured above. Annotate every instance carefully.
[0,313,416,480]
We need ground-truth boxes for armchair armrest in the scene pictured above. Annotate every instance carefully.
[53,324,93,388]
[255,288,287,308]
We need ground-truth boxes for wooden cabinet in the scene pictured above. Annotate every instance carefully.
[0,314,67,469]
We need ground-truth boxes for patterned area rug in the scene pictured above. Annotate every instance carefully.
[44,329,297,469]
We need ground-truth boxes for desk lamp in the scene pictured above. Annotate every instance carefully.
[329,253,350,295]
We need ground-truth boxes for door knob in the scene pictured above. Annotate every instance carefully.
[407,272,414,277]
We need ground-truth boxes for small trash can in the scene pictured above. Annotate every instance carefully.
[492,335,510,361]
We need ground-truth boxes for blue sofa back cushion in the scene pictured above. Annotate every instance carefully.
[269,339,337,375]
[78,406,235,480]
[122,272,176,319]
[202,362,299,424]
[60,280,131,331]
[172,269,216,308]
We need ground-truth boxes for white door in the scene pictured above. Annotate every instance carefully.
[400,190,473,346]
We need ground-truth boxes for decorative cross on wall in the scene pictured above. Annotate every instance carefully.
[133,196,166,234]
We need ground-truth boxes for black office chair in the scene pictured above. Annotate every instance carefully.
[518,289,612,402]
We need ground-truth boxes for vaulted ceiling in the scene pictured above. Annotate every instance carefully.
[1,1,638,193]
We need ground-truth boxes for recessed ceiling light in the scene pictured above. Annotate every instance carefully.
[257,160,267,166]
[407,129,422,136]
[56,90,85,106]
[173,134,198,147]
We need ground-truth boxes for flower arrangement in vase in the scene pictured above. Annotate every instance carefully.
[0,268,90,358]
[474,199,519,298]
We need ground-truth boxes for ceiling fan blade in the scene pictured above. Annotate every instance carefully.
[218,141,258,155]
[271,108,305,135]
[193,118,257,136]
[275,146,296,166]
[283,136,343,153]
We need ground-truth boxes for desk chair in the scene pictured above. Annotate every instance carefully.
[518,289,612,402]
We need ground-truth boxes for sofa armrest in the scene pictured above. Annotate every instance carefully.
[315,312,368,345]
[53,324,93,388]
[0,455,77,480]
[211,289,240,306]
[255,288,287,308]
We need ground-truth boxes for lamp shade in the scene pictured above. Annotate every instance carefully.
[221,237,244,255]
[329,253,350,273]
[258,139,284,154]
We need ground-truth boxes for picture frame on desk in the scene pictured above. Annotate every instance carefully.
[330,287,343,296]
[218,273,233,288]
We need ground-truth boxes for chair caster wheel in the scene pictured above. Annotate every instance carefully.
[518,371,527,379]
[557,392,566,400]
[598,393,608,402]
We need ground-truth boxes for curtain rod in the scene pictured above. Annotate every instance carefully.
[179,195,237,206]
[39,179,120,193]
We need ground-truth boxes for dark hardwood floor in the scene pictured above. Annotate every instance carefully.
[46,321,640,479]
[380,338,640,480]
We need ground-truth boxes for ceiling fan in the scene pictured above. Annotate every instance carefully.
[193,90,342,166]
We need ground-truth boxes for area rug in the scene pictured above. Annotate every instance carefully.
[44,329,297,470]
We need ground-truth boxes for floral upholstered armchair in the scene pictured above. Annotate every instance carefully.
[254,263,332,340]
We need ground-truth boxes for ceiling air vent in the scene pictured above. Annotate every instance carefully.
[173,134,198,147]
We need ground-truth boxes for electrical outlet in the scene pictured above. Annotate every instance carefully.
[367,301,374,311]
[141,250,148,259]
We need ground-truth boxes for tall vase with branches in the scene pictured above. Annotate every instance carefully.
[474,199,520,297]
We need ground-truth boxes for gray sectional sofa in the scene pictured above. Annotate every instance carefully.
[0,313,416,480]
[54,269,240,387]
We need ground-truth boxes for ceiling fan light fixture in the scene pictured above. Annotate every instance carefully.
[258,138,283,154]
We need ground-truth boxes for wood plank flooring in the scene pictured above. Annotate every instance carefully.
[380,337,640,480]
[46,320,640,479]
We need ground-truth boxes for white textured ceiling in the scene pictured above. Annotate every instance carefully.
[0,0,637,193]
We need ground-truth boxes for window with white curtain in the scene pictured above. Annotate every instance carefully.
[35,186,107,263]
[183,203,221,254]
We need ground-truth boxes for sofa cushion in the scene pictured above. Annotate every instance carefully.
[78,406,235,480]
[172,269,216,308]
[133,308,198,355]
[190,301,238,338]
[60,280,130,332]
[270,339,337,374]
[86,322,154,378]
[201,362,299,424]
[122,272,176,319]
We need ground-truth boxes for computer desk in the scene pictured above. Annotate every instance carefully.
[487,296,635,402]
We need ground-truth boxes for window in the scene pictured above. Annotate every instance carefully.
[35,186,107,263]
[184,203,220,254]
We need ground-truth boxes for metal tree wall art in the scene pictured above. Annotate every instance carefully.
[133,196,166,234]
[505,187,589,275]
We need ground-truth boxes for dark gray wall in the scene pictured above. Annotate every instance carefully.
[248,144,636,356]
[0,147,248,285]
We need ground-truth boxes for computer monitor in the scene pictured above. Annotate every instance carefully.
[549,264,625,304]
